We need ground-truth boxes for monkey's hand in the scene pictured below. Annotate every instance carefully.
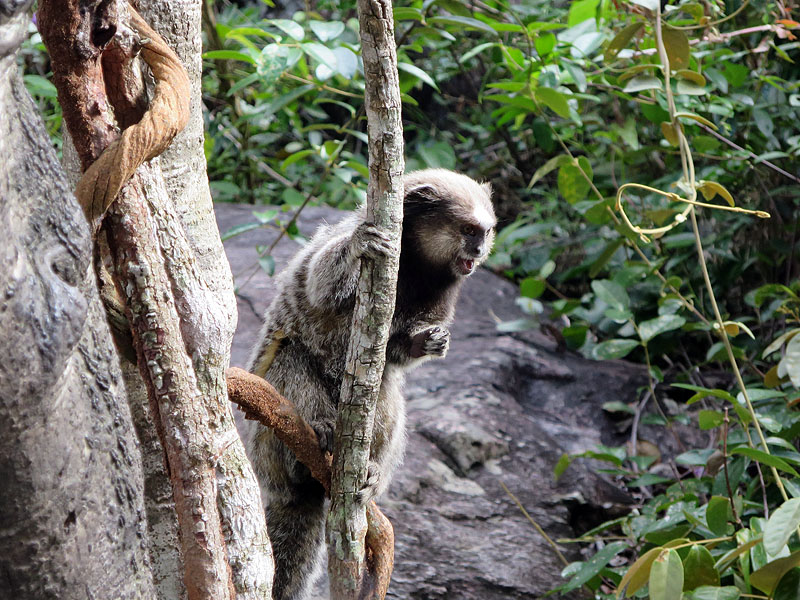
[310,418,335,455]
[354,223,397,260]
[410,326,450,359]
[355,461,383,505]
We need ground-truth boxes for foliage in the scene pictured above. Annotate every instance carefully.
[18,0,800,596]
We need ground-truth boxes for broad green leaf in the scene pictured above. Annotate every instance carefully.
[528,154,570,188]
[520,277,546,299]
[593,339,639,360]
[683,545,720,591]
[763,328,800,356]
[619,63,661,82]
[398,62,439,91]
[589,239,624,277]
[592,279,629,310]
[301,42,337,70]
[661,26,690,70]
[309,20,344,42]
[332,47,358,78]
[557,156,592,204]
[675,111,717,129]
[676,79,706,96]
[535,87,570,118]
[764,498,800,557]
[714,536,762,571]
[562,541,627,592]
[281,149,314,171]
[220,221,262,241]
[650,549,684,600]
[698,181,735,206]
[428,16,498,35]
[252,209,278,224]
[258,254,275,276]
[778,333,800,387]
[203,50,256,65]
[690,586,740,600]
[460,42,496,63]
[535,32,556,56]
[605,22,644,60]
[553,453,573,480]
[661,122,679,146]
[225,26,280,39]
[617,546,664,597]
[672,383,735,403]
[23,74,58,98]
[730,447,799,477]
[638,314,686,342]
[751,551,800,594]
[698,410,724,430]
[706,496,732,536]
[631,0,658,9]
[675,69,706,86]
[567,0,599,26]
[268,19,305,41]
[393,7,423,20]
[774,568,800,600]
[624,75,662,93]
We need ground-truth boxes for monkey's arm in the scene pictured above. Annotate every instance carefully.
[305,221,394,309]
[386,326,449,365]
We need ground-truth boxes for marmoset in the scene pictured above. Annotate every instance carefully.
[244,168,496,600]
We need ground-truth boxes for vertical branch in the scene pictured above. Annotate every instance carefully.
[326,0,404,597]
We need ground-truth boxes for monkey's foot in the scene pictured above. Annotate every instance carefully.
[355,461,383,504]
[355,223,397,260]
[410,326,450,358]
[310,418,335,455]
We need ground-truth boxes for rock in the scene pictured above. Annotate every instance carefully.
[217,203,646,599]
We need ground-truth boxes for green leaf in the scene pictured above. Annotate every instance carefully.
[592,279,630,310]
[675,69,706,86]
[220,221,262,241]
[309,20,344,42]
[674,111,717,130]
[605,22,644,60]
[428,16,498,35]
[203,50,256,65]
[672,383,735,404]
[706,496,732,536]
[562,541,627,592]
[258,254,276,276]
[268,19,305,41]
[593,339,639,360]
[567,0,599,26]
[661,26,690,70]
[301,42,337,70]
[698,181,735,206]
[281,149,314,171]
[779,333,800,387]
[23,74,58,98]
[460,42,496,63]
[676,79,706,96]
[774,569,800,600]
[527,154,570,188]
[520,277,546,299]
[623,75,662,93]
[557,156,592,204]
[683,545,720,591]
[398,62,439,91]
[332,47,358,78]
[589,239,624,277]
[698,410,724,430]
[751,551,800,595]
[764,498,800,557]
[535,87,571,118]
[554,453,573,480]
[617,546,663,597]
[730,447,799,477]
[638,314,686,342]
[690,586,740,600]
[650,548,684,600]
[535,32,556,56]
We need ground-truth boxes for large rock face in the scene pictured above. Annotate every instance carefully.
[217,203,646,599]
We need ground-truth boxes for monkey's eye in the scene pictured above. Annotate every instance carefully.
[461,224,476,237]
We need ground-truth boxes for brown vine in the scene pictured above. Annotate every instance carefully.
[226,367,395,599]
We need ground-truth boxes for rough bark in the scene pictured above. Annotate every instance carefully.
[37,0,272,596]
[0,2,155,598]
[326,0,405,597]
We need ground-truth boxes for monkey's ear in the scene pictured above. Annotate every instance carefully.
[480,181,492,198]
[404,183,437,201]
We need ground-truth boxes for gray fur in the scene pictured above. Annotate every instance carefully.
[244,169,496,600]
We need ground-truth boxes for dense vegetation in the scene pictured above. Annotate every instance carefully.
[19,0,800,598]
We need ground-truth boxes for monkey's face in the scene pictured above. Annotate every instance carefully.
[415,203,496,279]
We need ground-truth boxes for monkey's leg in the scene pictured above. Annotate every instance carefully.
[267,470,327,600]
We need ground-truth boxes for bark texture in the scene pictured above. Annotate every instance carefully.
[36,0,272,596]
[326,0,404,597]
[0,3,155,598]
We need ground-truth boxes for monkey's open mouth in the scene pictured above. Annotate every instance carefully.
[456,257,475,275]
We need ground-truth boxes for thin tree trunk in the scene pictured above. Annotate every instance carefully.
[326,0,405,597]
[0,3,155,598]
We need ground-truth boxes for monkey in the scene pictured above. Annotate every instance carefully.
[243,168,496,600]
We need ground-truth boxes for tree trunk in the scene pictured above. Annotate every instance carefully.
[326,0,405,597]
[0,2,156,598]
